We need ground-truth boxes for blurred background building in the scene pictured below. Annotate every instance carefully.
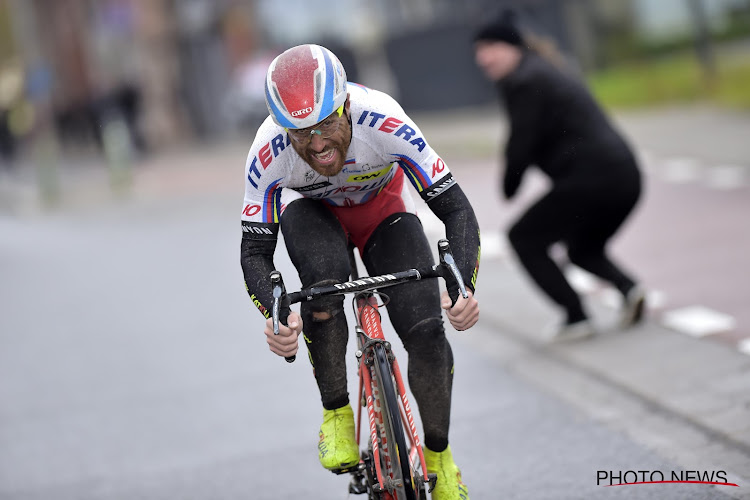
[0,0,748,167]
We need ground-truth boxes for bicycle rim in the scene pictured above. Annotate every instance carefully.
[373,344,417,500]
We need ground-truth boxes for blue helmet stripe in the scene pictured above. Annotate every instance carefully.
[265,84,295,129]
[316,50,335,122]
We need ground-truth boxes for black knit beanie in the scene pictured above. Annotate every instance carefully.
[473,9,524,46]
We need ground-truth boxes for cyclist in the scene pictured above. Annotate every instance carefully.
[240,44,480,499]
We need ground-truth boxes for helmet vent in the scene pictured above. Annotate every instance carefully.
[315,72,322,103]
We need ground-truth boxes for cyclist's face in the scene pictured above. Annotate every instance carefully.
[474,41,522,81]
[289,96,352,177]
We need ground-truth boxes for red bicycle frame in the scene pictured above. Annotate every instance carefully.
[354,294,429,497]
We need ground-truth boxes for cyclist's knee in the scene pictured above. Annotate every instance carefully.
[400,317,446,350]
[304,301,344,323]
[312,311,332,321]
[301,280,345,325]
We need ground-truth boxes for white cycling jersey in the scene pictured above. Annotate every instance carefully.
[241,83,456,225]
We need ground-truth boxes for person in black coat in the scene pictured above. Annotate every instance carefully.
[473,11,645,341]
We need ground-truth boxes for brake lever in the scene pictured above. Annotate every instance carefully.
[437,239,469,299]
[270,271,295,363]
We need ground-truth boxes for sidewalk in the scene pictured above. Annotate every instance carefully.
[464,254,750,493]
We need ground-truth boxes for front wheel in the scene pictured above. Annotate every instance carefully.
[373,344,418,500]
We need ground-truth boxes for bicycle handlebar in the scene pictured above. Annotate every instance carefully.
[270,239,468,364]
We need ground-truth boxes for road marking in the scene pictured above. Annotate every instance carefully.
[565,266,598,293]
[738,339,750,357]
[661,305,737,337]
[704,164,747,190]
[481,231,509,260]
[644,151,749,190]
[660,158,702,183]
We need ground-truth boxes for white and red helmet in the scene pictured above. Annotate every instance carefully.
[264,44,348,129]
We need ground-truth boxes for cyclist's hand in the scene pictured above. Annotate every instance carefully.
[441,290,479,331]
[264,312,303,358]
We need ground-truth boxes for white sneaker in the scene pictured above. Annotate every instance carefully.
[547,319,596,343]
[621,286,646,328]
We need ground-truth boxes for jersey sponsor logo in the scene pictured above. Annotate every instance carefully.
[243,204,261,217]
[431,157,446,177]
[294,181,332,192]
[242,225,273,235]
[249,293,269,318]
[343,163,378,174]
[347,165,389,182]
[308,169,395,199]
[424,173,456,199]
[356,110,427,152]
[241,221,278,239]
[247,133,291,188]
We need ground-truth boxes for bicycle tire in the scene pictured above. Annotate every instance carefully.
[373,344,418,500]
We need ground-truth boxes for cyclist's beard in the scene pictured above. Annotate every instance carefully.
[294,117,352,177]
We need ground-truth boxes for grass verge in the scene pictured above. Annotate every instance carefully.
[587,50,750,110]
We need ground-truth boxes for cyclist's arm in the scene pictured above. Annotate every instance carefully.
[240,222,280,319]
[425,182,481,303]
[240,120,295,320]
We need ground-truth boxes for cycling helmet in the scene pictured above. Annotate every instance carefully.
[264,44,348,129]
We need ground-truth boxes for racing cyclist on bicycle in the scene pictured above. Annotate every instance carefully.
[240,44,480,499]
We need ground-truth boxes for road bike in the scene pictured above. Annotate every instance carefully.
[270,239,468,499]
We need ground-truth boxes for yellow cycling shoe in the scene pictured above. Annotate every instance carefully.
[423,445,469,500]
[318,404,359,471]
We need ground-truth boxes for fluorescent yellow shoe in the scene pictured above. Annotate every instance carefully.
[318,404,359,471]
[423,445,469,500]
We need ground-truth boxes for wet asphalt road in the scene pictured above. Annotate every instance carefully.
[1,188,742,500]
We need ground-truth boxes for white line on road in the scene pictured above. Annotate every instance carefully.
[704,164,747,190]
[660,157,703,183]
[738,338,750,357]
[661,305,737,337]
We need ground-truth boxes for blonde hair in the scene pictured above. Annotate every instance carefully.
[523,32,572,73]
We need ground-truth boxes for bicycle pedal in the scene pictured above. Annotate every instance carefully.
[330,462,362,475]
[427,473,438,493]
[348,477,368,495]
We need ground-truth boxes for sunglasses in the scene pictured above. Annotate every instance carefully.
[286,105,345,144]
